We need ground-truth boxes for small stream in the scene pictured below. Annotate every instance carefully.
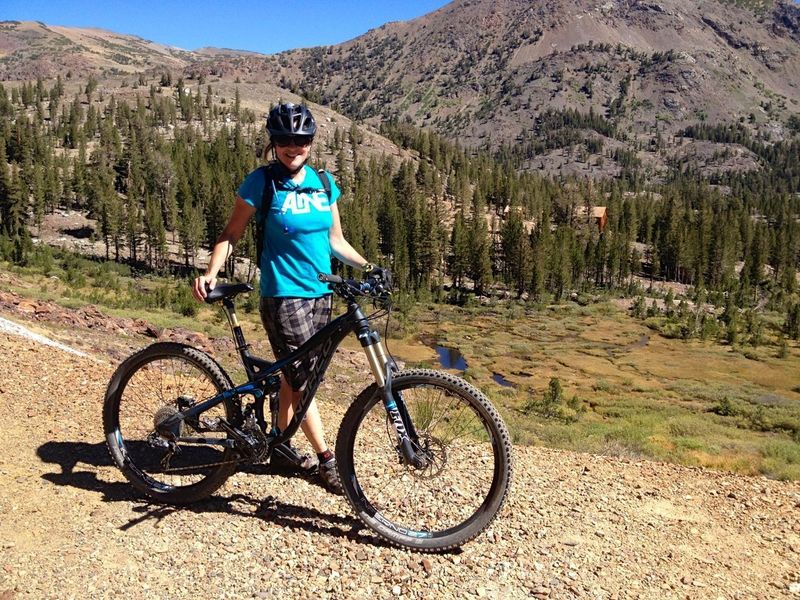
[433,344,516,388]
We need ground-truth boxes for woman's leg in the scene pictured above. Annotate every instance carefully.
[261,295,342,493]
[277,377,328,454]
[277,378,341,493]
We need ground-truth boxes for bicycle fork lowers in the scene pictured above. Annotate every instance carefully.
[358,323,429,470]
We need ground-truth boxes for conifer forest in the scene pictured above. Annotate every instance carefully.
[0,76,798,345]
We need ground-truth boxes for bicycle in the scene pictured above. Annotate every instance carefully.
[103,273,513,551]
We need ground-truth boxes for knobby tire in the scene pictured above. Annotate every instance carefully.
[103,342,239,504]
[336,369,513,552]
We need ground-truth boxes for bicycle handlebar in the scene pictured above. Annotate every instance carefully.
[318,273,344,285]
[317,273,392,303]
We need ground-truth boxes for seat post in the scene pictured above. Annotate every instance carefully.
[222,298,250,358]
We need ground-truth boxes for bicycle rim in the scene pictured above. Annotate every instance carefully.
[339,370,512,550]
[108,347,235,494]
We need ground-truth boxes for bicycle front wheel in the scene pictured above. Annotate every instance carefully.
[103,342,239,504]
[336,369,513,551]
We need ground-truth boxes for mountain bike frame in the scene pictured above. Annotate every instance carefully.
[158,280,425,466]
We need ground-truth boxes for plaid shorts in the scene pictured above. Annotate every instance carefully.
[259,295,333,390]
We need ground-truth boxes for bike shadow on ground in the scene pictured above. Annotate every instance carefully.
[35,440,395,549]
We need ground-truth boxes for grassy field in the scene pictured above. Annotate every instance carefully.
[387,301,800,481]
[3,248,799,480]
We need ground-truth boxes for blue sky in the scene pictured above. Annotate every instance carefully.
[1,0,452,54]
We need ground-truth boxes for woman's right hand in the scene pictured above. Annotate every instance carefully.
[192,274,216,302]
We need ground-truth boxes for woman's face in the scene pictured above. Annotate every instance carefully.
[274,136,313,173]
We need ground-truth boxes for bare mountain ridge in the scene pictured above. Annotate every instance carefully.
[274,0,800,148]
[0,21,195,80]
[1,0,799,177]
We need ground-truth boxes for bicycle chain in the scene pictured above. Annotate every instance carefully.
[157,436,271,473]
[157,455,249,473]
[156,410,271,473]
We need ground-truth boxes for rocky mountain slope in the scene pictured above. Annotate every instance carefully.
[0,21,194,80]
[276,0,800,150]
[3,0,799,178]
[0,300,798,599]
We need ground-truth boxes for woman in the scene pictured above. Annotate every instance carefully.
[192,102,376,495]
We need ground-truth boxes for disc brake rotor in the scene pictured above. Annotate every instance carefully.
[409,434,447,479]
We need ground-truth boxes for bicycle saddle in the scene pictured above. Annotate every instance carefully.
[204,282,254,303]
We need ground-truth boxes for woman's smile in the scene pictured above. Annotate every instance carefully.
[276,143,310,172]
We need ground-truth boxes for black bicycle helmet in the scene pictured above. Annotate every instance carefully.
[266,103,317,137]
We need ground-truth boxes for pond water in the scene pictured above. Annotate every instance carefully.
[492,373,516,388]
[434,345,467,371]
[432,345,515,388]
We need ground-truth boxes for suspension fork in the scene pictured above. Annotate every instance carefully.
[359,327,427,468]
[384,364,428,468]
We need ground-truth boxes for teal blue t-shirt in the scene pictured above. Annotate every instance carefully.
[238,165,340,298]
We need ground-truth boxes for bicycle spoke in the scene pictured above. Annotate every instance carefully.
[350,378,501,536]
[115,353,231,488]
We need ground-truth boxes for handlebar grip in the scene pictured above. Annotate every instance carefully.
[318,273,344,284]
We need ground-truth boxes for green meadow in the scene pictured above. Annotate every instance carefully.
[388,301,800,481]
[3,247,799,480]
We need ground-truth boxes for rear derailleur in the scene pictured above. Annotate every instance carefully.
[149,398,270,466]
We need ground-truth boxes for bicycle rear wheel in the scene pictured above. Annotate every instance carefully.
[336,369,513,551]
[103,342,239,503]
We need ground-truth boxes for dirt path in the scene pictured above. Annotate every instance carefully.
[0,310,798,600]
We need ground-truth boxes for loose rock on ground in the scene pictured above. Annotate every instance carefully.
[0,309,798,599]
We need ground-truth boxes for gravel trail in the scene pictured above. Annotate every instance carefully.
[0,319,798,600]
[0,315,91,358]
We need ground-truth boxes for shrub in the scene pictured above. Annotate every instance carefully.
[592,379,613,392]
[711,397,738,417]
[171,284,198,317]
[27,245,55,274]
[777,337,789,359]
[0,235,13,260]
[242,289,259,314]
[762,440,800,465]
[748,406,770,432]
[668,417,704,437]
[658,319,684,339]
[631,295,646,318]
[523,377,583,422]
[63,266,86,288]
[699,314,719,340]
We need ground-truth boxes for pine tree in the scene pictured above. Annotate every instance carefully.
[500,207,532,295]
[143,192,166,269]
[550,226,573,300]
[5,166,31,263]
[632,295,646,318]
[785,302,800,341]
[90,149,123,260]
[180,199,205,268]
[71,141,88,208]
[0,143,10,236]
[471,223,493,296]
[31,164,45,233]
[529,210,551,300]
[449,212,469,291]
